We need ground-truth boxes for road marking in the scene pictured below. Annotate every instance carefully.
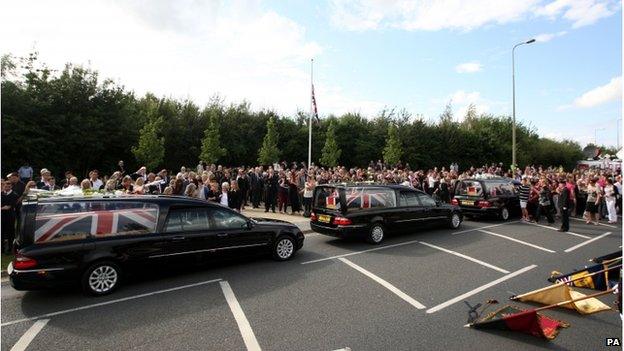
[564,232,612,253]
[10,319,50,351]
[570,217,618,228]
[522,221,590,239]
[452,221,520,235]
[478,230,555,253]
[219,281,262,351]
[301,239,422,264]
[426,265,538,314]
[338,258,426,309]
[1,278,222,327]
[418,241,510,274]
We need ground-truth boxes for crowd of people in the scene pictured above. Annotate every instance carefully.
[2,159,621,253]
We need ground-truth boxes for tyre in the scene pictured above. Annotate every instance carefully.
[500,207,510,221]
[366,223,385,245]
[449,212,462,229]
[272,235,296,261]
[81,261,121,296]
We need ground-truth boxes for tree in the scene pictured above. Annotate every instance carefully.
[131,117,165,171]
[383,123,402,166]
[199,113,226,164]
[319,120,341,167]
[258,116,280,165]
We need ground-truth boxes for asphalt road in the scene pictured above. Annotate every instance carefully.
[1,217,622,351]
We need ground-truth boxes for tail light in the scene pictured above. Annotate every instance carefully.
[13,254,37,270]
[451,198,459,206]
[310,212,318,221]
[332,217,352,225]
[477,201,492,208]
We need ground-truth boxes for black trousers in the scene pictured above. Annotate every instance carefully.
[1,211,15,253]
[265,190,276,212]
[303,197,312,217]
[535,204,554,223]
[251,186,262,207]
[560,208,570,231]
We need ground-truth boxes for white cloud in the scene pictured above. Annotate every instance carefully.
[534,30,567,42]
[0,0,382,117]
[455,62,482,73]
[433,90,490,121]
[535,0,619,28]
[573,76,622,108]
[330,0,618,32]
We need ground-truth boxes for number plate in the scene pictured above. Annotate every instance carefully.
[318,215,331,223]
[461,200,474,206]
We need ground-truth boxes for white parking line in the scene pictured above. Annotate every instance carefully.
[478,230,556,253]
[219,281,262,351]
[522,221,590,239]
[426,265,537,314]
[10,319,49,351]
[570,217,618,228]
[418,241,510,274]
[338,258,426,309]
[564,232,612,253]
[1,278,222,327]
[452,221,520,235]
[301,239,422,264]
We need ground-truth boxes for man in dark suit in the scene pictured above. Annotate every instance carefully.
[264,168,278,213]
[248,168,260,208]
[236,169,249,209]
[558,180,572,232]
[2,180,19,253]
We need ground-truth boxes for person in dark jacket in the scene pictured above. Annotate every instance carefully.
[2,180,19,253]
[535,179,554,224]
[558,180,572,232]
[288,173,301,214]
[228,180,242,212]
[249,168,261,208]
[264,169,278,213]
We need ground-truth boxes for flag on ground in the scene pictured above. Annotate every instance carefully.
[549,260,621,291]
[590,251,622,264]
[511,283,612,314]
[467,305,569,340]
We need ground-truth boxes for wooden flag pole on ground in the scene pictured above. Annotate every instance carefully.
[511,264,622,300]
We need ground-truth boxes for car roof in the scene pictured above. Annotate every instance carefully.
[27,194,213,207]
[316,183,414,190]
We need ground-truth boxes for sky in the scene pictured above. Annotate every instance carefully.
[1,0,622,148]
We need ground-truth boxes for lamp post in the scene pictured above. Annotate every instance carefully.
[512,38,535,169]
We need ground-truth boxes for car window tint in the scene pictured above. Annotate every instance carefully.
[415,192,437,207]
[34,201,159,243]
[457,181,483,197]
[165,208,209,232]
[400,191,420,207]
[210,208,248,230]
[345,187,397,210]
[314,186,342,211]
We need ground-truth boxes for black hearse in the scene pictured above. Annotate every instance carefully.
[310,184,462,244]
[8,195,304,295]
[451,177,520,220]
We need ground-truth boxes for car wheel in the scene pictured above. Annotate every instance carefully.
[81,261,121,296]
[449,212,461,229]
[500,207,510,221]
[366,223,385,245]
[272,235,296,261]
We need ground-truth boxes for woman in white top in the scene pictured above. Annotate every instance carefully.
[604,178,618,224]
[303,175,316,217]
[219,182,230,207]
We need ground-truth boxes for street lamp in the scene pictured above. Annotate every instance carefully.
[512,38,535,169]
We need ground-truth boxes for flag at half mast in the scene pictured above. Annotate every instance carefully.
[311,83,319,123]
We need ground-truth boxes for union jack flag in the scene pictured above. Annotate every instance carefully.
[35,208,158,243]
[346,189,390,209]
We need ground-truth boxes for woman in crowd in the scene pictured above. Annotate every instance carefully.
[303,173,316,217]
[288,172,301,215]
[172,178,184,195]
[229,180,242,212]
[518,177,531,221]
[80,179,92,191]
[134,177,145,195]
[604,178,618,224]
[277,172,289,214]
[534,179,554,224]
[184,183,198,198]
[584,178,601,225]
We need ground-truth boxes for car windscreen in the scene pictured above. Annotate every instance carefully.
[456,180,484,197]
[313,186,342,211]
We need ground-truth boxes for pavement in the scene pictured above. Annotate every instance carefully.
[1,215,622,351]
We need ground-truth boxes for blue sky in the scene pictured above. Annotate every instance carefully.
[1,0,621,147]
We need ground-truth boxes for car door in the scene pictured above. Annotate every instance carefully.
[209,207,272,251]
[397,191,428,232]
[159,206,217,260]
[415,191,447,225]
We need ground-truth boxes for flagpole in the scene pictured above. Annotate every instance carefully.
[308,58,313,169]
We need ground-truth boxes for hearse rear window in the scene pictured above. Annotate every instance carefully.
[345,187,396,210]
[34,202,159,243]
[457,181,483,197]
[314,186,342,210]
